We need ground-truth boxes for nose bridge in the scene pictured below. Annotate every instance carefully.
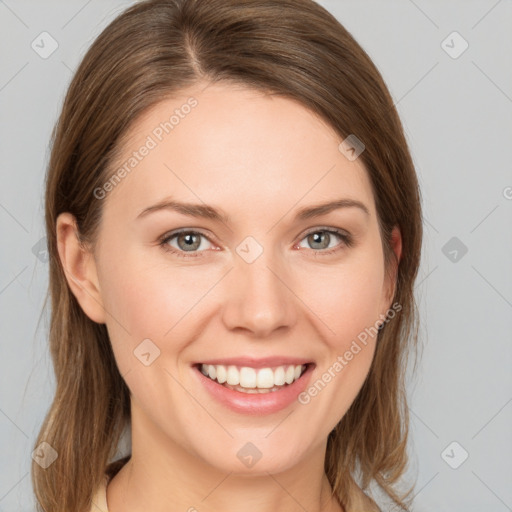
[222,240,296,336]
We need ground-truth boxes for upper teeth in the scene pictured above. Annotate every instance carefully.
[200,364,306,389]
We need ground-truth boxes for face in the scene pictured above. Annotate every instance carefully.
[59,81,400,476]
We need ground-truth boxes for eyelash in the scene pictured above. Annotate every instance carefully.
[158,227,353,259]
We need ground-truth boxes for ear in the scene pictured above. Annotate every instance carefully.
[56,212,107,324]
[381,225,402,313]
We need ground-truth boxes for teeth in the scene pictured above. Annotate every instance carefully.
[223,382,283,394]
[216,365,227,384]
[285,365,295,384]
[200,363,307,389]
[274,366,285,386]
[240,367,257,387]
[226,365,239,385]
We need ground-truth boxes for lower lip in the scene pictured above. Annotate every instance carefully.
[193,364,315,415]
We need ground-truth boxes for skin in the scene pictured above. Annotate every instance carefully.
[57,81,401,512]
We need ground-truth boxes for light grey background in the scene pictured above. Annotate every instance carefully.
[1,1,511,511]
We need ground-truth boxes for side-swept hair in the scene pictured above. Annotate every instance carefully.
[34,1,422,510]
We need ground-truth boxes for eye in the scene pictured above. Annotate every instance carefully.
[296,228,353,255]
[159,230,214,257]
[158,227,353,259]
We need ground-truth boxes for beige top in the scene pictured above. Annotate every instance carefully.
[89,456,132,512]
[90,475,109,512]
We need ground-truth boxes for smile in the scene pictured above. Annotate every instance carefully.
[192,361,315,415]
[199,363,308,393]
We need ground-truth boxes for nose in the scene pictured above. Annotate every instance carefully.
[221,249,298,338]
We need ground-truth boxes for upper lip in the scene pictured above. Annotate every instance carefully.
[194,356,314,369]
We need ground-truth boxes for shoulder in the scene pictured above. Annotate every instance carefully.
[89,455,130,512]
[90,475,109,512]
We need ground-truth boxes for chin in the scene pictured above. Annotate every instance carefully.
[189,431,314,476]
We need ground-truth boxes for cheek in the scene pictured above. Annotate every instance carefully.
[299,252,385,346]
[96,245,209,373]
[294,248,384,414]
[296,260,383,427]
[99,239,210,327]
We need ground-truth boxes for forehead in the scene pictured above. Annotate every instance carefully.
[102,82,376,222]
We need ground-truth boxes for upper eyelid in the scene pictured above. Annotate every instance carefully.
[301,226,349,237]
[161,228,215,244]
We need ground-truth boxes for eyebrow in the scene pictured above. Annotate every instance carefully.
[136,197,370,223]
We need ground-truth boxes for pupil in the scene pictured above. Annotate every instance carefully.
[310,231,329,249]
[180,233,199,251]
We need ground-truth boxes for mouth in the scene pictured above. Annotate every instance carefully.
[193,362,313,394]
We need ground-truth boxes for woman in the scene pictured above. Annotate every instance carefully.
[32,0,423,511]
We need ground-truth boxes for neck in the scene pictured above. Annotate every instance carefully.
[107,410,343,512]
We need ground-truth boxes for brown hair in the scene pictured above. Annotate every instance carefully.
[33,0,423,510]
